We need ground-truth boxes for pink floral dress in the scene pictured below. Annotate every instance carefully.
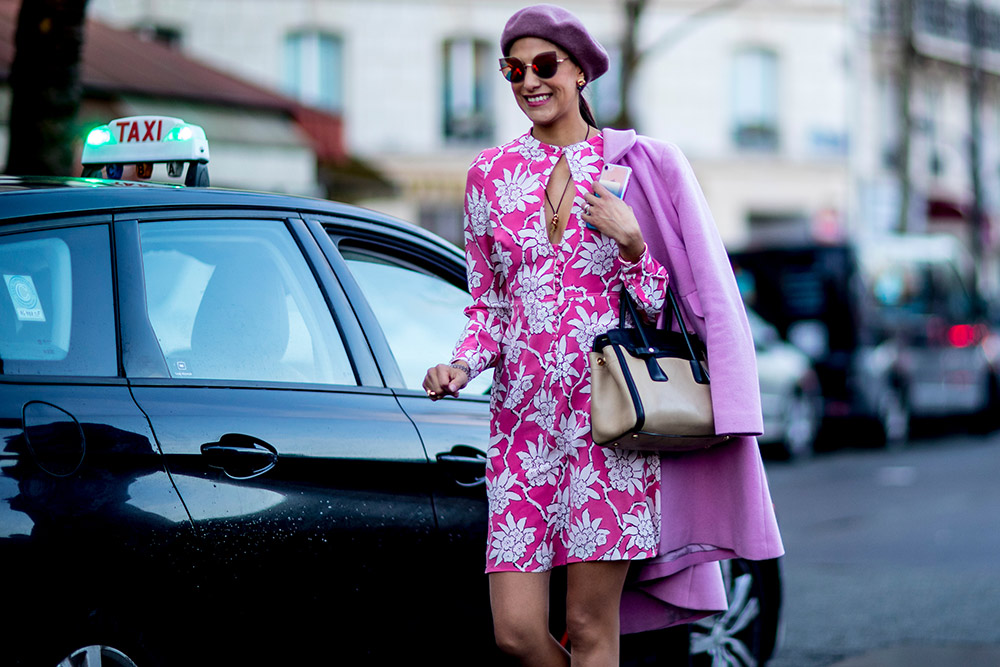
[452,131,669,573]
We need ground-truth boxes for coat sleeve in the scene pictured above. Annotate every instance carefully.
[451,157,507,381]
[659,144,763,435]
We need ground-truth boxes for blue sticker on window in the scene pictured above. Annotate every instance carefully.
[4,274,46,322]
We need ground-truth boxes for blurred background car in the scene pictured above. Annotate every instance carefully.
[748,307,824,460]
[731,244,910,448]
[858,234,1000,432]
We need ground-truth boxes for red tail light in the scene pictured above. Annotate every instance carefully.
[947,324,986,348]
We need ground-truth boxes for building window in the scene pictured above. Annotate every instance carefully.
[443,38,493,142]
[732,47,779,151]
[284,31,344,111]
[134,24,182,48]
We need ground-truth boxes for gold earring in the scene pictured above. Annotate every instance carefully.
[577,78,586,88]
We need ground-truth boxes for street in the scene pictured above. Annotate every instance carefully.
[764,428,1000,666]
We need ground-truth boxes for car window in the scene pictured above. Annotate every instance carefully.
[868,260,973,322]
[138,219,355,384]
[341,248,492,396]
[0,224,116,376]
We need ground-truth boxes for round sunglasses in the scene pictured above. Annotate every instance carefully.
[499,51,568,83]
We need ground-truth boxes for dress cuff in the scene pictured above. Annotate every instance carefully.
[618,243,649,270]
[451,355,481,382]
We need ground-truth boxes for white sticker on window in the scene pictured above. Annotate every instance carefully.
[4,274,47,322]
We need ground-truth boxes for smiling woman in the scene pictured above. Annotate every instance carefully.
[421,4,783,665]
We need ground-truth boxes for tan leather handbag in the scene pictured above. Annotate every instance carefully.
[589,289,731,452]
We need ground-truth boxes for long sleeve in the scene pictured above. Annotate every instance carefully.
[619,246,668,324]
[451,156,509,381]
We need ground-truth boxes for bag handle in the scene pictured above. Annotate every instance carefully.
[619,288,710,383]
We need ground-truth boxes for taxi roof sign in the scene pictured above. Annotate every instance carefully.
[81,116,210,186]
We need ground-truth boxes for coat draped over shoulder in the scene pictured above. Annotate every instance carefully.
[602,129,784,633]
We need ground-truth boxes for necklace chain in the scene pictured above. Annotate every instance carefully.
[544,125,591,233]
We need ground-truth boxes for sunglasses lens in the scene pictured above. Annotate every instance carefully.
[500,58,526,82]
[533,52,559,79]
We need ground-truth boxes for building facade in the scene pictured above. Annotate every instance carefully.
[855,0,1000,241]
[89,0,853,249]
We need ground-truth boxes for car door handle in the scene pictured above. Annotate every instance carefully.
[436,445,487,488]
[200,433,278,480]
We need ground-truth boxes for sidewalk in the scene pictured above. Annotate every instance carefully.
[827,644,1000,667]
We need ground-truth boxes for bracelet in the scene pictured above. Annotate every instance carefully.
[450,362,470,375]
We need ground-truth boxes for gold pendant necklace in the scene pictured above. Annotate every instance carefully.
[544,126,591,233]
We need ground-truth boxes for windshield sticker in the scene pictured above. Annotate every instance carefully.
[4,274,46,322]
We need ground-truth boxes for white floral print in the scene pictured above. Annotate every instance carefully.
[490,512,537,566]
[503,368,534,410]
[488,467,522,515]
[526,387,558,431]
[535,541,556,571]
[567,510,610,560]
[570,462,603,509]
[622,505,659,553]
[466,185,492,236]
[572,235,620,277]
[553,412,588,459]
[516,436,563,487]
[453,131,668,572]
[568,306,617,351]
[494,163,542,214]
[605,448,649,495]
[548,336,581,386]
[546,487,572,534]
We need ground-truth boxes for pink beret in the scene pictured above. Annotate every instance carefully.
[501,4,609,84]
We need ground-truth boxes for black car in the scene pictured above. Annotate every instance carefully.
[1,176,779,666]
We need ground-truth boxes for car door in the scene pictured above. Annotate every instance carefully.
[118,212,438,663]
[306,215,498,658]
[0,218,193,666]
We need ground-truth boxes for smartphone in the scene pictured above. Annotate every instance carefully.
[587,163,633,230]
[599,163,632,199]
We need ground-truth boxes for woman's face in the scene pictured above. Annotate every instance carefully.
[506,37,584,130]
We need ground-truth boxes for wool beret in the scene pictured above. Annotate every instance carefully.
[500,4,609,84]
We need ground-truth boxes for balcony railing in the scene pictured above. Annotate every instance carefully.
[873,0,1000,52]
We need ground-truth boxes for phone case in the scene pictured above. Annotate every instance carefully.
[599,164,632,199]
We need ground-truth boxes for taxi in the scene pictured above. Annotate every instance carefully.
[81,115,210,185]
[0,118,780,667]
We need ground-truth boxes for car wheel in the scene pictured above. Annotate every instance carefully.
[690,558,782,667]
[970,373,1000,434]
[57,646,139,667]
[778,387,820,461]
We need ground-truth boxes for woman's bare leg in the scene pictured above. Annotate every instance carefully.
[490,571,570,666]
[565,561,630,666]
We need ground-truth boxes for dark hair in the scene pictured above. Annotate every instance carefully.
[579,93,597,129]
[568,53,598,128]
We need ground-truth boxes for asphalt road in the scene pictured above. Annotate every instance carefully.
[762,429,1000,667]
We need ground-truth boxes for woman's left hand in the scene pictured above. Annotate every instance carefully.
[581,181,646,262]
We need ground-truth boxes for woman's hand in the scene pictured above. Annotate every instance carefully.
[422,362,470,400]
[581,181,646,262]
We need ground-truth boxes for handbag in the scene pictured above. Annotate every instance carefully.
[589,288,732,452]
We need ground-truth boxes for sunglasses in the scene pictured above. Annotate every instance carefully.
[499,51,568,83]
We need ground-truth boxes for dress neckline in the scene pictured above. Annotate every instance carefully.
[525,128,603,154]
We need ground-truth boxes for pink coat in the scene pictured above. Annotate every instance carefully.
[604,129,785,633]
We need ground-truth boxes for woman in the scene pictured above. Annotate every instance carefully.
[423,5,783,664]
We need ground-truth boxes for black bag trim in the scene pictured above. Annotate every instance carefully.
[593,288,711,386]
[608,340,646,432]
